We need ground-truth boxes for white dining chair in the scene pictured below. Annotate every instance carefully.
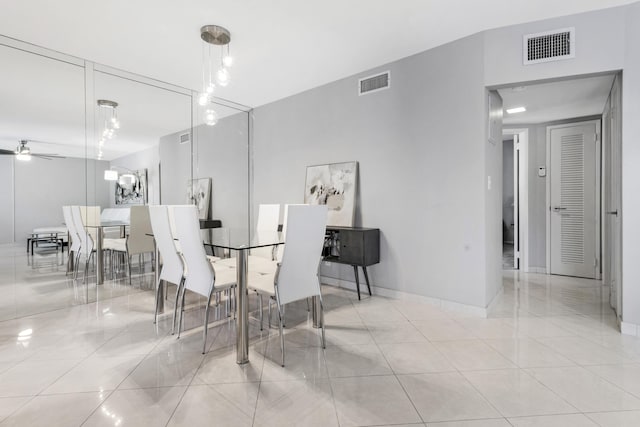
[249,204,328,366]
[71,205,95,283]
[172,205,238,353]
[62,206,82,277]
[149,205,185,332]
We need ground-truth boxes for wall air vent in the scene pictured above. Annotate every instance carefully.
[523,27,575,65]
[179,132,190,144]
[358,71,390,96]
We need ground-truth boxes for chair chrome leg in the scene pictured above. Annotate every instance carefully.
[172,277,185,335]
[276,302,285,367]
[258,294,263,331]
[177,285,187,339]
[154,274,162,325]
[318,294,326,348]
[203,288,214,354]
[127,255,132,286]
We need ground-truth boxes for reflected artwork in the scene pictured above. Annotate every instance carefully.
[115,169,147,205]
[304,161,358,226]
[187,178,211,220]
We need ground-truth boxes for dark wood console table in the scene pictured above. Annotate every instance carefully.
[323,226,380,300]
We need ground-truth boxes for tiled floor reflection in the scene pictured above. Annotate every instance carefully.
[1,243,639,426]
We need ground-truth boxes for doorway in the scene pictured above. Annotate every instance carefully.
[497,72,623,316]
[502,130,528,271]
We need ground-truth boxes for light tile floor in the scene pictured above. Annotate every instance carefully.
[1,244,640,426]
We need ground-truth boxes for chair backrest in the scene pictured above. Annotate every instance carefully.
[252,204,281,259]
[79,205,101,226]
[101,207,130,223]
[148,206,184,285]
[275,203,302,262]
[276,204,328,305]
[127,206,154,255]
[172,205,215,297]
[71,205,94,256]
[62,206,81,252]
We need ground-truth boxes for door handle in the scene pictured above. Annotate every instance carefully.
[607,210,619,216]
[552,206,567,211]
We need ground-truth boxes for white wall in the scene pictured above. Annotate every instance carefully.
[159,113,250,229]
[0,157,14,244]
[254,34,489,308]
[622,2,640,326]
[12,156,110,243]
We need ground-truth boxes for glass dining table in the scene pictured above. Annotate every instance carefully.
[204,228,284,364]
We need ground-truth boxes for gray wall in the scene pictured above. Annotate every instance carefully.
[159,112,250,229]
[502,139,514,243]
[0,157,14,244]
[12,156,110,243]
[254,34,490,308]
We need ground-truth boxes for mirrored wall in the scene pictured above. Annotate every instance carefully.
[0,35,251,320]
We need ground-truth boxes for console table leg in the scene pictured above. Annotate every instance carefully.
[353,265,361,300]
[362,266,372,296]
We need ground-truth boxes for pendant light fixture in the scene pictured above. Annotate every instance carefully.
[199,25,233,126]
[97,99,120,160]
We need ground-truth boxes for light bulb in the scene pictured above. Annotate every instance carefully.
[198,92,209,106]
[206,83,215,94]
[222,55,233,68]
[216,68,230,87]
[204,108,218,126]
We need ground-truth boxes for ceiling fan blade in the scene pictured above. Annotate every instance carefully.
[0,149,16,155]
[33,154,66,159]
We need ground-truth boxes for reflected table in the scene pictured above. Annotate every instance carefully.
[205,228,284,364]
[85,221,129,285]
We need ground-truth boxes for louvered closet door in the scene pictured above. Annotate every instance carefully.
[550,122,597,278]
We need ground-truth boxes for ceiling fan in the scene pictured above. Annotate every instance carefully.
[0,140,65,161]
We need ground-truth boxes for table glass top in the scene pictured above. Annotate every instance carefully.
[203,228,284,250]
[85,221,130,228]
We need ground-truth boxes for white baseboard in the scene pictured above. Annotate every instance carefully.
[621,321,639,337]
[527,267,547,274]
[319,275,487,317]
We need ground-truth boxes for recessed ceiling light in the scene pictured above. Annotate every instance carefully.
[506,106,526,114]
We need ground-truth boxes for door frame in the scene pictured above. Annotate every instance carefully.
[503,128,529,272]
[545,119,602,279]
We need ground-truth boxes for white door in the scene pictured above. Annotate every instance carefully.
[549,121,598,278]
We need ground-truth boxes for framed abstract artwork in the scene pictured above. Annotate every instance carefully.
[187,178,211,220]
[304,161,358,226]
[115,169,147,205]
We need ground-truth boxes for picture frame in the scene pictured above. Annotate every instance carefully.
[304,161,358,227]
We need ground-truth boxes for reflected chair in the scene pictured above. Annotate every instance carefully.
[70,205,95,283]
[248,204,328,366]
[149,205,185,332]
[173,205,238,353]
[62,206,82,277]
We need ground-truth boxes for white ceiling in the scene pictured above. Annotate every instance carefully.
[0,0,636,108]
[499,74,615,125]
[0,1,634,160]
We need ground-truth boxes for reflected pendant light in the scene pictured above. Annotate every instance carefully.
[97,99,120,160]
[199,25,233,126]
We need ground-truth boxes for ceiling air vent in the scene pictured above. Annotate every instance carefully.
[358,71,390,96]
[179,132,190,144]
[523,27,575,65]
